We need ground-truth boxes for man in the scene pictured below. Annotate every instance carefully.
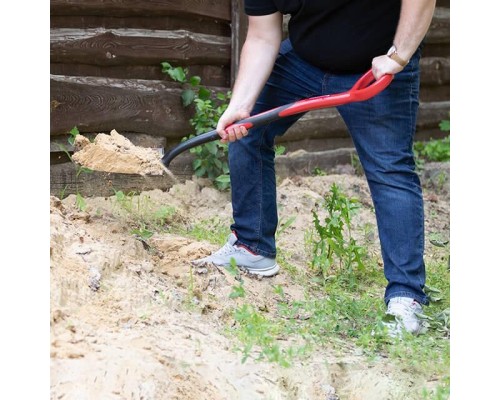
[193,0,437,335]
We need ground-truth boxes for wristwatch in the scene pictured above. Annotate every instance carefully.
[387,45,409,67]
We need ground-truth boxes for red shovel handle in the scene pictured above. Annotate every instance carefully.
[161,70,393,167]
[278,70,393,116]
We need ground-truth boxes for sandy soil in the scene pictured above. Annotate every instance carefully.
[50,162,449,400]
[72,130,168,176]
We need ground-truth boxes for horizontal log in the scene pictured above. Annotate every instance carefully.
[50,15,231,37]
[51,28,231,66]
[420,57,450,86]
[277,125,449,154]
[50,75,193,136]
[50,150,196,197]
[424,7,450,44]
[275,148,356,177]
[419,85,449,103]
[50,0,231,21]
[50,63,230,87]
[50,75,230,137]
[50,132,167,153]
[280,101,450,143]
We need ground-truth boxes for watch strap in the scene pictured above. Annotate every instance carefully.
[387,45,409,67]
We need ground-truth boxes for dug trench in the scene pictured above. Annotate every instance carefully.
[51,132,450,399]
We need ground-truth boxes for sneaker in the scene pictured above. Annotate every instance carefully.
[192,233,280,277]
[383,297,425,337]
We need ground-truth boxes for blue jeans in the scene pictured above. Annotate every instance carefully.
[228,39,428,305]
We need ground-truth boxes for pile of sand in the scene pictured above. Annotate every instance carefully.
[71,130,168,176]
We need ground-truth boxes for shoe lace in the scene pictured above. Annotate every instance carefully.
[387,300,421,321]
[212,242,237,257]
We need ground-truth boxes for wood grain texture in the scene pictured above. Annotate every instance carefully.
[50,14,231,37]
[51,28,231,66]
[50,75,194,136]
[50,63,230,87]
[50,0,231,21]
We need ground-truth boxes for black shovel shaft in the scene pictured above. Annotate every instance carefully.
[160,70,393,168]
[160,106,286,167]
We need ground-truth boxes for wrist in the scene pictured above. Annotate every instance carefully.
[386,45,409,67]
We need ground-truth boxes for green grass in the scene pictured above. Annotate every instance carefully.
[224,183,450,398]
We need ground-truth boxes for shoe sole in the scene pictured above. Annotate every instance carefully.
[241,264,280,277]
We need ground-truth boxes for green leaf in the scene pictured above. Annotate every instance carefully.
[131,228,154,240]
[424,284,442,294]
[430,239,449,247]
[181,89,195,107]
[275,145,286,156]
[167,67,187,83]
[160,61,172,72]
[198,87,211,100]
[215,174,230,184]
[189,76,201,86]
[76,192,87,211]
[68,126,80,145]
[439,119,450,132]
[193,158,202,170]
[229,284,246,299]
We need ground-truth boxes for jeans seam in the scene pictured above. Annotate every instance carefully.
[254,125,268,247]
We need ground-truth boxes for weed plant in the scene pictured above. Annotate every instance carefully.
[161,62,231,190]
[112,190,177,238]
[58,126,93,211]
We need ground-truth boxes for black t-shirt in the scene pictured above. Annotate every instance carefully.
[245,0,401,74]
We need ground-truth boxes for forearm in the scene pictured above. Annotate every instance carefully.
[227,13,282,114]
[371,0,436,79]
[216,12,282,141]
[394,0,437,61]
[229,39,280,114]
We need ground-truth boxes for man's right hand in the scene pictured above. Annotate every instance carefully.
[216,107,251,144]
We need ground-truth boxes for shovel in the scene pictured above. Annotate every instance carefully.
[161,69,393,168]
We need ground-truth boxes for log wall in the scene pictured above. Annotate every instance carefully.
[50,0,450,196]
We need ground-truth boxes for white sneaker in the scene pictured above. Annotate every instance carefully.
[383,297,425,337]
[192,233,280,277]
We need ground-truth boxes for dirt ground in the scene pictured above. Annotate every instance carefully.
[50,161,449,400]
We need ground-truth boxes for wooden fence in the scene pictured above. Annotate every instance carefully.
[50,0,450,196]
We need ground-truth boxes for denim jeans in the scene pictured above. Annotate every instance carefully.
[228,39,428,305]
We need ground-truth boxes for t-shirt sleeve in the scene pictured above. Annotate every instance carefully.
[244,0,278,16]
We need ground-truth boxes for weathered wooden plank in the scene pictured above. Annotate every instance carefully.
[50,63,230,87]
[50,75,228,137]
[275,148,356,177]
[51,28,231,66]
[424,7,450,44]
[50,14,231,37]
[279,101,450,143]
[50,75,192,136]
[50,150,195,198]
[277,127,448,155]
[50,132,167,153]
[420,57,450,86]
[419,85,449,103]
[50,0,231,22]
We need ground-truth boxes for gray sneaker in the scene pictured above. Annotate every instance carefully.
[192,233,280,277]
[383,297,425,337]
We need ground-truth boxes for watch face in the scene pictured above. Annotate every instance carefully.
[387,45,396,56]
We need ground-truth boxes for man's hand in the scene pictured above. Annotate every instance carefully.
[371,55,405,80]
[216,107,251,144]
